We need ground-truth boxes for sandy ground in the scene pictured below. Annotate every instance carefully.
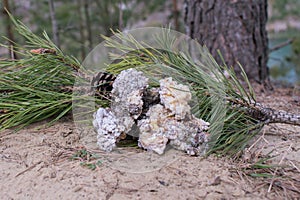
[0,85,300,200]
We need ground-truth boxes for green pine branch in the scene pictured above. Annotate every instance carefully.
[1,16,298,156]
[0,14,81,131]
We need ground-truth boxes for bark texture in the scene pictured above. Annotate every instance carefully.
[231,98,300,126]
[184,0,269,82]
[250,103,300,126]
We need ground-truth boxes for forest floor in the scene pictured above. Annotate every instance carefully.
[0,84,299,200]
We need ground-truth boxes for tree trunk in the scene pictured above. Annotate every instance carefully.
[172,0,179,31]
[83,0,93,51]
[48,0,60,48]
[2,0,17,59]
[77,0,86,60]
[118,1,124,31]
[184,0,269,83]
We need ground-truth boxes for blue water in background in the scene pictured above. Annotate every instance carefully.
[268,39,299,84]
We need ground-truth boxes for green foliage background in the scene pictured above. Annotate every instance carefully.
[0,0,167,60]
[269,0,300,21]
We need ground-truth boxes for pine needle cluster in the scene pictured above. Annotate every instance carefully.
[0,14,80,131]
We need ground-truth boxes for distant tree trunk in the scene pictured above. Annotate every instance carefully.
[77,0,86,60]
[184,0,269,83]
[2,0,17,59]
[83,0,93,51]
[48,0,60,48]
[172,0,179,31]
[118,1,124,31]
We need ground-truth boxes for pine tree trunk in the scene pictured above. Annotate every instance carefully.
[48,0,60,48]
[118,1,124,30]
[77,0,86,60]
[184,0,269,83]
[172,0,179,31]
[2,0,17,59]
[83,0,93,51]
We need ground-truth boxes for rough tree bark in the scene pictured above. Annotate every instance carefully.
[184,0,269,83]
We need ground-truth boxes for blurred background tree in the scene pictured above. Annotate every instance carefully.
[0,0,168,60]
[2,0,17,58]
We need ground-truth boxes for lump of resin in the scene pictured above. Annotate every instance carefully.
[111,68,148,102]
[126,90,144,119]
[111,68,148,131]
[138,77,210,155]
[138,104,170,154]
[138,104,210,155]
[93,108,125,152]
[94,69,148,152]
[169,118,210,156]
[159,77,192,120]
[93,68,211,155]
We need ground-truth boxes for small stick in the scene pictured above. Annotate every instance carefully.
[248,130,266,151]
[289,160,300,173]
[15,161,43,177]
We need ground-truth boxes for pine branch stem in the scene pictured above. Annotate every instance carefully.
[252,103,300,126]
[227,98,300,126]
